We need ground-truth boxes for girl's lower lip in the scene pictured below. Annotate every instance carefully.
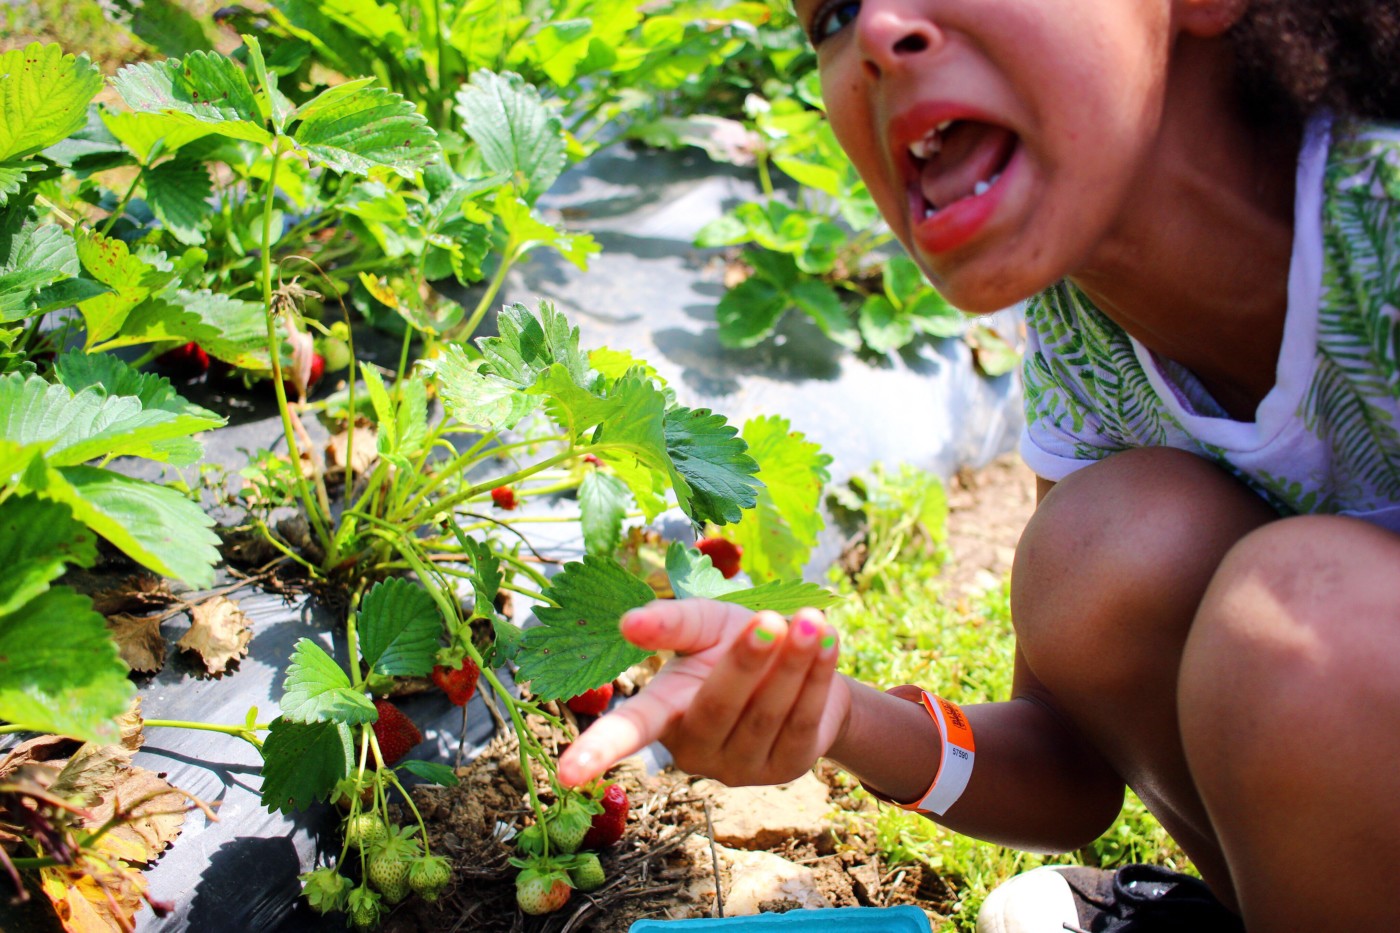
[909,145,1020,255]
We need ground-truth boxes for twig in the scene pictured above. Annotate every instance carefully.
[703,798,724,918]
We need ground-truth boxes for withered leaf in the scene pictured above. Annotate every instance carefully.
[108,614,166,674]
[176,596,252,675]
[326,419,378,473]
[40,838,148,933]
[50,742,188,864]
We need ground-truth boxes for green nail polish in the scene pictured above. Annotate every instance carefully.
[752,626,776,645]
[820,634,836,650]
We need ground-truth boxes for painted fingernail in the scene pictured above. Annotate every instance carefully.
[820,630,837,656]
[794,617,818,641]
[750,624,777,649]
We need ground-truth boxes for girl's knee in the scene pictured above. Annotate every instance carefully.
[1181,516,1400,773]
[1012,448,1274,694]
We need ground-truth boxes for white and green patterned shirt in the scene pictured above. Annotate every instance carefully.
[1021,117,1400,532]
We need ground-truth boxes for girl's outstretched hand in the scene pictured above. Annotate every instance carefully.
[556,598,849,788]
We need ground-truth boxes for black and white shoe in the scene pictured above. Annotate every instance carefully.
[976,863,1246,932]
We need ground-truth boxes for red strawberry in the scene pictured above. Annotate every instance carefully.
[491,485,518,510]
[432,657,481,706]
[696,537,742,579]
[157,342,211,380]
[371,699,423,767]
[282,351,326,399]
[581,454,601,466]
[581,783,629,850]
[515,869,571,915]
[565,683,613,716]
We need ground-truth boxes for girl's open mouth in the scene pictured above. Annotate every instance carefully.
[906,119,1019,253]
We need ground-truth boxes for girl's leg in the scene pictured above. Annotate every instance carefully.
[1180,514,1400,931]
[1011,446,1277,910]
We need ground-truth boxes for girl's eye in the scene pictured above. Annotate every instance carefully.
[808,0,860,45]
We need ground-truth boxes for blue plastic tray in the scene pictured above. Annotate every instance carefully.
[628,906,932,932]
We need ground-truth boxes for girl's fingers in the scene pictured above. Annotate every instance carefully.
[724,609,828,762]
[620,598,757,654]
[766,618,840,767]
[557,668,697,786]
[676,612,791,760]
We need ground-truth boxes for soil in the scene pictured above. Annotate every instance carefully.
[382,455,1039,933]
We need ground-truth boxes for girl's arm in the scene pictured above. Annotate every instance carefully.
[832,649,1124,853]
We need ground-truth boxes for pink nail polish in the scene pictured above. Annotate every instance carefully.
[795,617,818,639]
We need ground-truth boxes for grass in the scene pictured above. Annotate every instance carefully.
[823,464,1190,931]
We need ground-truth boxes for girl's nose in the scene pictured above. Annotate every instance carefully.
[856,1,943,78]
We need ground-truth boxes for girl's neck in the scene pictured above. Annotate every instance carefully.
[1070,35,1302,421]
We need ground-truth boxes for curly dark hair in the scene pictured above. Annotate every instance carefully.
[1231,1,1400,124]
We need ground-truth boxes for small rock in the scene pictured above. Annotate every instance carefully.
[682,836,833,917]
[695,771,834,853]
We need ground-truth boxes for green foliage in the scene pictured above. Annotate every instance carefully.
[0,495,131,743]
[281,638,378,725]
[723,415,831,581]
[260,717,355,814]
[518,556,656,701]
[357,578,441,678]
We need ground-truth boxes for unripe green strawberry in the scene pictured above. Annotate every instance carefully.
[409,854,452,901]
[515,868,572,914]
[347,887,383,930]
[344,813,389,851]
[367,853,411,904]
[544,794,600,854]
[366,824,422,904]
[568,852,606,892]
[300,867,352,913]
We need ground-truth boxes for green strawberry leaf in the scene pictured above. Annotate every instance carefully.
[280,638,377,725]
[455,70,565,203]
[479,300,591,389]
[0,162,31,208]
[259,717,354,814]
[0,586,133,743]
[663,406,760,526]
[293,84,438,179]
[53,350,222,422]
[665,541,743,601]
[594,372,689,517]
[727,415,832,582]
[143,158,213,245]
[716,276,787,350]
[27,464,220,587]
[73,229,177,346]
[908,289,967,338]
[858,294,916,354]
[716,579,841,615]
[435,344,540,431]
[175,288,273,370]
[0,373,223,467]
[492,192,599,270]
[100,108,214,164]
[112,51,271,144]
[358,578,441,678]
[0,44,104,162]
[517,556,654,700]
[397,760,459,787]
[452,533,502,619]
[578,471,628,558]
[0,220,104,323]
[0,495,96,617]
[791,280,860,350]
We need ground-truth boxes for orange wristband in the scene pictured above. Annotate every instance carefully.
[897,691,976,816]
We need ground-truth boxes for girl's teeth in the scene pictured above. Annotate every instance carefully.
[973,180,990,197]
[910,121,954,160]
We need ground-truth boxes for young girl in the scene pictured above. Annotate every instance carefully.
[559,2,1400,929]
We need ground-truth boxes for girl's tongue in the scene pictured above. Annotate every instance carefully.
[919,122,1017,211]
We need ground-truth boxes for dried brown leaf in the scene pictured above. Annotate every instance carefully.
[326,419,378,473]
[176,596,252,675]
[107,614,166,674]
[40,837,148,933]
